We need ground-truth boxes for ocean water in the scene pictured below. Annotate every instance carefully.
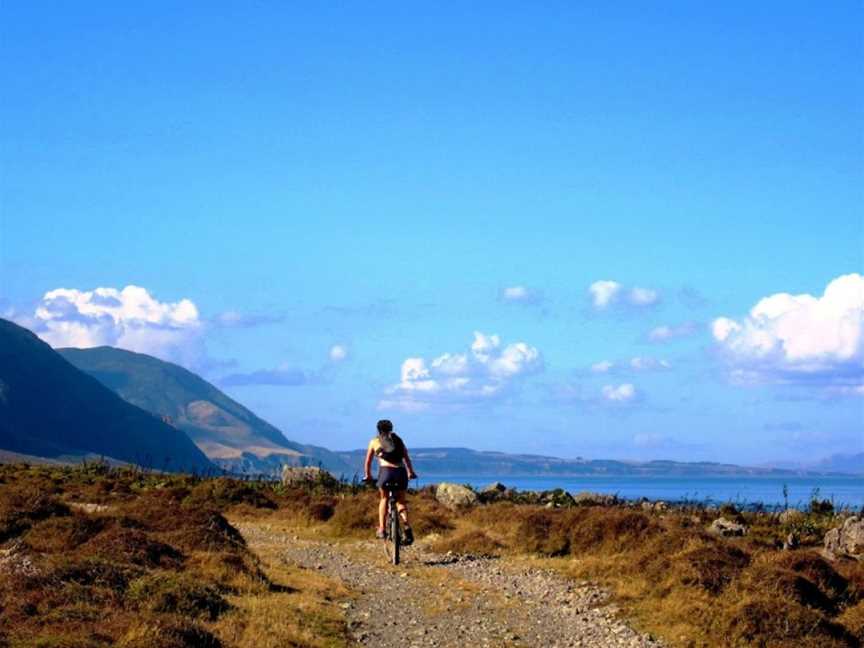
[416,474,864,509]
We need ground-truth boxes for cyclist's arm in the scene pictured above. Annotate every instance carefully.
[363,443,374,480]
[403,447,417,478]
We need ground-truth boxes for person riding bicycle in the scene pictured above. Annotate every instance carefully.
[363,419,417,545]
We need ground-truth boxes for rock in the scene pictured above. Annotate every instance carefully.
[281,465,332,486]
[435,483,478,509]
[572,491,617,507]
[783,532,799,551]
[640,500,668,513]
[67,502,112,514]
[709,517,747,537]
[779,509,805,525]
[478,481,511,503]
[540,489,576,508]
[824,516,864,559]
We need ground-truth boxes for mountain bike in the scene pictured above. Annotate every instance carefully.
[364,477,413,565]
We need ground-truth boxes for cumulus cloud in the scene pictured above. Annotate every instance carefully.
[30,285,203,365]
[647,321,700,343]
[601,383,638,403]
[548,381,645,409]
[378,331,543,412]
[589,280,660,311]
[329,344,349,362]
[712,273,863,394]
[500,285,543,306]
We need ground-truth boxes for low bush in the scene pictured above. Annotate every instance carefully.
[431,529,504,557]
[118,618,223,648]
[127,573,230,621]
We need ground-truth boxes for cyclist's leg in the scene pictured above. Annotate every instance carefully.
[377,488,387,531]
[395,490,410,525]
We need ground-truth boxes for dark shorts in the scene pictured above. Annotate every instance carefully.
[377,466,408,491]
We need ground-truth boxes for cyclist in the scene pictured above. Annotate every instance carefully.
[363,419,417,544]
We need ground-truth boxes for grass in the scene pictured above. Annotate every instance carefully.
[3,462,862,647]
[0,463,348,648]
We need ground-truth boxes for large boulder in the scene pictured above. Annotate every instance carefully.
[281,465,332,486]
[709,517,747,537]
[824,516,864,560]
[435,483,478,510]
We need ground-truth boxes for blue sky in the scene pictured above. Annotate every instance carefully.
[2,3,862,464]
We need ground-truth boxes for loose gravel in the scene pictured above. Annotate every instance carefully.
[237,524,665,648]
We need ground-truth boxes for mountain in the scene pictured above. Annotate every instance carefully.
[337,446,844,477]
[0,318,213,471]
[58,346,351,476]
[811,452,864,475]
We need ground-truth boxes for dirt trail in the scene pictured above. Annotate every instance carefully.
[237,522,665,648]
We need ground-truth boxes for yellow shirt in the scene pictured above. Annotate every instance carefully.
[368,436,402,468]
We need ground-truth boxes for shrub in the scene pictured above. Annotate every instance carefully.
[513,510,572,556]
[675,541,751,594]
[721,597,856,648]
[22,515,107,553]
[118,618,223,648]
[127,573,230,621]
[328,493,377,536]
[80,527,183,569]
[431,529,504,557]
[0,493,71,542]
[182,479,276,511]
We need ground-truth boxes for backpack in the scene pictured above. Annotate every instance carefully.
[376,432,405,464]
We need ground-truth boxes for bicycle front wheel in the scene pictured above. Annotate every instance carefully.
[390,506,400,565]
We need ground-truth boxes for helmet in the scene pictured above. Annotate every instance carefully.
[376,419,393,434]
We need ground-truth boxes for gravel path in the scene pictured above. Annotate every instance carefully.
[237,524,665,648]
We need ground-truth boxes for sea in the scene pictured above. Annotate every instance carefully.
[416,474,864,510]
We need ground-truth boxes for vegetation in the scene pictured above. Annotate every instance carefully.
[0,463,347,647]
[2,461,862,647]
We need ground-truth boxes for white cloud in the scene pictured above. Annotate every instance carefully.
[500,285,543,305]
[648,321,700,343]
[601,383,638,402]
[629,287,660,306]
[378,331,543,412]
[629,356,671,371]
[589,357,670,374]
[31,285,203,365]
[589,281,622,309]
[589,280,661,311]
[329,344,349,362]
[712,273,863,393]
[591,360,615,373]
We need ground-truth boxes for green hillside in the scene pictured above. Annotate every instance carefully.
[59,346,351,476]
[0,318,213,471]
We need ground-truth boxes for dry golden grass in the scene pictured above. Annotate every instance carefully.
[5,464,861,648]
[214,517,349,648]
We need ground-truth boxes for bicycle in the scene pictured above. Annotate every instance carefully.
[364,476,414,565]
